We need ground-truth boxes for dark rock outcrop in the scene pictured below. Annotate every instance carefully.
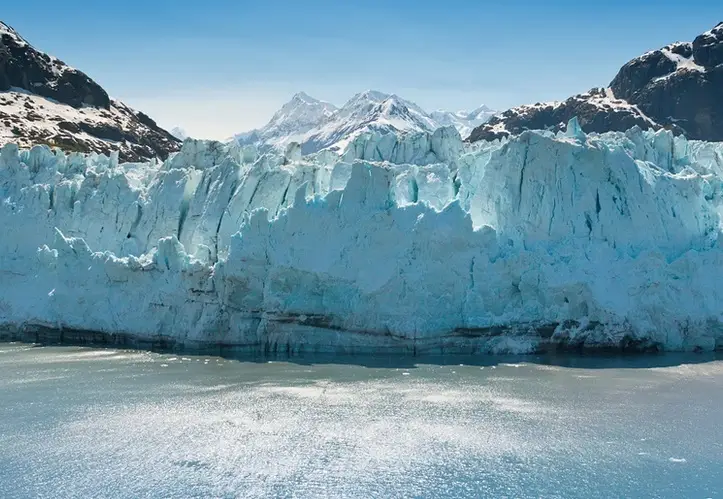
[470,22,723,143]
[0,23,110,109]
[468,88,660,142]
[0,21,181,161]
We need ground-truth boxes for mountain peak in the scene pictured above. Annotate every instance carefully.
[235,91,339,145]
[232,89,497,152]
[0,20,109,109]
[376,96,409,115]
[0,21,25,44]
[360,89,390,100]
[346,90,390,106]
[0,20,180,161]
[473,104,494,113]
[281,91,335,112]
[170,127,189,141]
[469,22,723,143]
[291,91,320,104]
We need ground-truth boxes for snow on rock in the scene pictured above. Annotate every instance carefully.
[0,21,180,162]
[471,22,723,143]
[2,124,723,355]
[469,88,659,143]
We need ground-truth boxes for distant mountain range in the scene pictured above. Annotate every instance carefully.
[469,22,723,143]
[0,21,180,162]
[3,17,722,162]
[170,127,189,141]
[231,90,496,154]
[1,18,496,160]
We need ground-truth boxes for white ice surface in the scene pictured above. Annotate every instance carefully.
[2,119,723,354]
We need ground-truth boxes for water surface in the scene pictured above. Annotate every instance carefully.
[0,343,721,498]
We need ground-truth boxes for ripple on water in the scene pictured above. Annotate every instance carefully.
[0,346,721,498]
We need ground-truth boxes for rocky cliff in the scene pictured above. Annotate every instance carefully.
[470,22,723,143]
[0,21,180,162]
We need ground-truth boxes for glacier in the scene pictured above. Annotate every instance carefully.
[2,120,723,355]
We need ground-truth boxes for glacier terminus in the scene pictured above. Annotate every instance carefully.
[2,119,723,355]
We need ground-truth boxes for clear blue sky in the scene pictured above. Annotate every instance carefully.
[4,1,721,139]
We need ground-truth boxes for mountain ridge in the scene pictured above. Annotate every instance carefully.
[0,20,180,162]
[469,22,723,143]
[232,89,496,154]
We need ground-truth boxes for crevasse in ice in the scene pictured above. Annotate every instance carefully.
[2,120,723,354]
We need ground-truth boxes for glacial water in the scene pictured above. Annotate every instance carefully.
[0,342,721,498]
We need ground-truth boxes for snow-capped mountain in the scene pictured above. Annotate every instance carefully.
[430,105,497,139]
[170,127,189,141]
[233,89,496,153]
[0,21,180,162]
[470,21,723,143]
[300,91,441,154]
[232,91,338,148]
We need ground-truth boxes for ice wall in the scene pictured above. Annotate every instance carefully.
[2,122,723,354]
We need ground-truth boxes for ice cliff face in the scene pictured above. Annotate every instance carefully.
[2,121,723,355]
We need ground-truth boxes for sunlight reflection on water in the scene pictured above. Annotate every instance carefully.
[0,343,721,498]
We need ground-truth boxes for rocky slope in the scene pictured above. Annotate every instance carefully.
[470,22,723,143]
[0,21,180,162]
